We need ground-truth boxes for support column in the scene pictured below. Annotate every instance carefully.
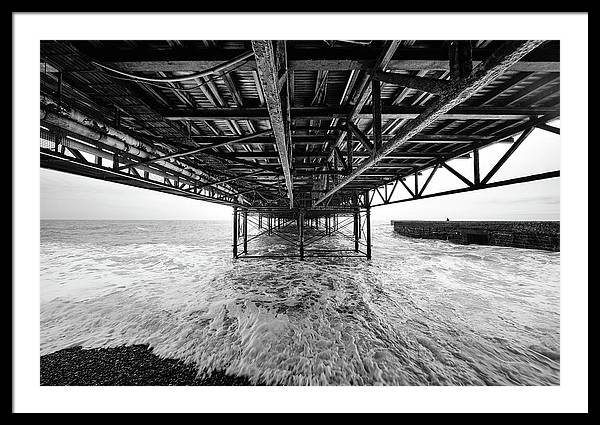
[473,148,481,186]
[449,40,473,80]
[364,190,372,259]
[268,215,272,235]
[366,206,372,260]
[233,207,238,259]
[299,210,305,260]
[347,139,353,173]
[415,171,419,197]
[56,72,63,107]
[243,210,248,255]
[54,130,61,152]
[353,193,359,253]
[358,212,362,239]
[372,79,382,153]
[353,210,359,252]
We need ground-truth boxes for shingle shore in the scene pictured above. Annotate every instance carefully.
[40,344,263,386]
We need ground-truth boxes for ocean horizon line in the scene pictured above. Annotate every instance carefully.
[40,218,561,222]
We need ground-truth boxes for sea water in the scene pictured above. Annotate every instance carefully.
[40,220,560,385]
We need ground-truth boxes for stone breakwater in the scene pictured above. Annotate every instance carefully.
[391,220,559,251]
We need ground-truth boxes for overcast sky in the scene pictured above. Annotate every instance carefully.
[40,125,560,222]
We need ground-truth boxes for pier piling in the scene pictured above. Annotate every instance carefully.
[299,210,305,260]
[366,206,372,260]
[243,211,248,255]
[233,207,238,259]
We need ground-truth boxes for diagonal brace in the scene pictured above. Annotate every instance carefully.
[346,121,374,153]
[482,126,534,184]
[442,161,473,187]
[314,40,545,206]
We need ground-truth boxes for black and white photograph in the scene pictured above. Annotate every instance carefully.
[13,12,588,413]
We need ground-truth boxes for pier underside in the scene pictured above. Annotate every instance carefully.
[40,39,560,259]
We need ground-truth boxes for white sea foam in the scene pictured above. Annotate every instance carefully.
[40,220,560,385]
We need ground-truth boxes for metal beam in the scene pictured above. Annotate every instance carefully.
[535,123,560,135]
[398,178,415,197]
[473,148,481,185]
[371,170,559,207]
[372,79,382,152]
[89,45,559,72]
[346,121,374,153]
[315,40,545,206]
[449,40,473,80]
[160,133,495,145]
[334,147,348,171]
[325,40,400,165]
[347,139,353,173]
[41,149,245,207]
[372,71,450,94]
[252,40,294,206]
[213,151,443,159]
[418,164,439,197]
[365,112,558,199]
[196,170,268,190]
[118,130,272,170]
[164,105,558,121]
[41,108,249,203]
